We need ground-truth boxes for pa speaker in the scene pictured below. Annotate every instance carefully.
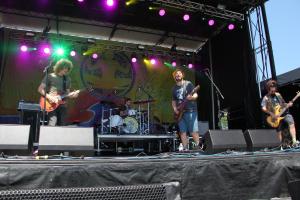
[204,129,247,154]
[39,126,94,156]
[244,129,280,151]
[0,124,31,155]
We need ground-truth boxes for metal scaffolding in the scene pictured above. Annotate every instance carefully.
[151,0,244,21]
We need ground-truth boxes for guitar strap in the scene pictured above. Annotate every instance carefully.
[63,75,67,94]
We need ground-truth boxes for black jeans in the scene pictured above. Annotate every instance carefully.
[47,104,68,126]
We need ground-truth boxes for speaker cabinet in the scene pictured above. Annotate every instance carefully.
[39,126,94,156]
[204,130,247,154]
[244,129,281,151]
[0,124,31,155]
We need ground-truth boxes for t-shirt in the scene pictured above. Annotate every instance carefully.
[172,80,197,111]
[42,73,71,95]
[261,93,287,114]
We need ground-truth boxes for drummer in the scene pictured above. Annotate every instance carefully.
[120,97,135,117]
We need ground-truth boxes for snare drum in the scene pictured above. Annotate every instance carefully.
[122,117,138,134]
[109,115,123,127]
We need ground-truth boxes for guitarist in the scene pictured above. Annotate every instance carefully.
[38,59,79,126]
[171,69,202,151]
[261,79,297,146]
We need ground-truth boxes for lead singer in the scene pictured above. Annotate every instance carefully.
[171,69,201,150]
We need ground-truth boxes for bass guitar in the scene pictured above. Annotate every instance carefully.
[40,90,81,112]
[266,91,300,128]
[174,85,200,122]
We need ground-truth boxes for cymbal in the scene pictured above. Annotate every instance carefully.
[133,99,155,104]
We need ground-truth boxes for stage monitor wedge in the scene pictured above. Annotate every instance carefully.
[204,129,247,154]
[39,126,94,156]
[244,129,281,151]
[0,124,31,155]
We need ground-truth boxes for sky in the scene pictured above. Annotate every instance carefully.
[266,0,300,75]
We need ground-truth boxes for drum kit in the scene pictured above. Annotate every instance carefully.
[99,99,155,135]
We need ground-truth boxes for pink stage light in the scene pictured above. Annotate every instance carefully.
[171,61,177,67]
[106,0,114,7]
[159,9,166,16]
[150,58,156,65]
[92,53,98,59]
[20,45,28,52]
[188,63,193,69]
[208,19,215,26]
[183,14,190,21]
[131,57,137,63]
[228,24,235,30]
[77,0,84,2]
[70,50,76,57]
[43,47,50,54]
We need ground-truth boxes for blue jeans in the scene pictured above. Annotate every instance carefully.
[178,111,199,134]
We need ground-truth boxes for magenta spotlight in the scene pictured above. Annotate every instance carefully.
[77,0,84,2]
[150,58,156,65]
[70,50,76,57]
[131,57,137,63]
[183,14,190,21]
[188,63,193,69]
[43,47,50,54]
[92,53,98,59]
[228,23,235,30]
[159,9,166,16]
[106,0,114,7]
[171,61,177,67]
[20,45,28,52]
[208,19,215,26]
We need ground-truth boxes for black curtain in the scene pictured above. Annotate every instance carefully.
[196,20,262,130]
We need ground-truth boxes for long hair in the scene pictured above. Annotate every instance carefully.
[172,68,185,80]
[53,59,73,74]
[266,79,277,91]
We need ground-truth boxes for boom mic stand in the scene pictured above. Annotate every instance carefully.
[41,60,53,126]
[203,69,225,129]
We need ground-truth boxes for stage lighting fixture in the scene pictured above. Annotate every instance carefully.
[159,9,166,16]
[25,32,35,37]
[150,58,156,65]
[55,47,65,56]
[78,0,84,2]
[228,23,235,30]
[183,14,190,21]
[43,47,50,54]
[92,53,98,59]
[188,63,193,69]
[87,38,96,44]
[70,50,76,57]
[131,53,137,63]
[208,19,215,26]
[106,0,114,7]
[171,61,177,67]
[170,43,177,53]
[20,45,28,52]
[137,44,145,50]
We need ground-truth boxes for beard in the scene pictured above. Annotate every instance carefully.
[175,77,182,82]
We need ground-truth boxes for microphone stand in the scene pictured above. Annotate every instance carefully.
[41,60,53,126]
[203,70,225,129]
[138,86,153,134]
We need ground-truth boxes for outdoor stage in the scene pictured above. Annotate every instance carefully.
[0,149,299,200]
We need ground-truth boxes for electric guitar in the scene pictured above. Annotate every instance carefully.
[174,85,200,122]
[39,90,81,112]
[266,91,300,128]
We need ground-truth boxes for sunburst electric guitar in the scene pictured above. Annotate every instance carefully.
[266,91,300,128]
[39,90,81,112]
[174,85,200,122]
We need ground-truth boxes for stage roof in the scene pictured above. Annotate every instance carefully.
[0,0,266,52]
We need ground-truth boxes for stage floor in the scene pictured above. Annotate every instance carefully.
[0,148,300,200]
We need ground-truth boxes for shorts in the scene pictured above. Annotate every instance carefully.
[277,114,295,131]
[178,111,199,134]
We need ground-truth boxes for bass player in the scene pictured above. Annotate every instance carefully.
[171,69,202,151]
[261,79,297,146]
[38,59,79,126]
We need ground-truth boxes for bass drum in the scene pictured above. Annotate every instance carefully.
[122,117,138,134]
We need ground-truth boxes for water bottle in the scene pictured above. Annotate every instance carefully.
[178,143,184,151]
